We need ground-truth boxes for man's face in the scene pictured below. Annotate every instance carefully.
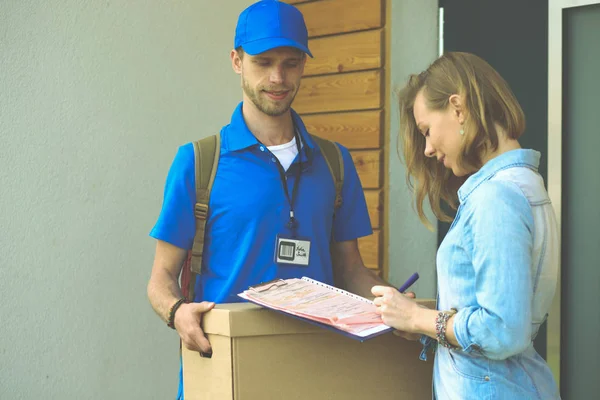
[232,47,306,117]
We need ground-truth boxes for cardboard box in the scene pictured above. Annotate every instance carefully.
[183,301,435,400]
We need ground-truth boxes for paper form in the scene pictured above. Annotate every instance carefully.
[238,277,391,338]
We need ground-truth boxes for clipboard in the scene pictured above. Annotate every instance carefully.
[238,277,394,342]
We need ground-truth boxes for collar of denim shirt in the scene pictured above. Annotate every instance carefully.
[458,149,541,203]
[224,102,316,165]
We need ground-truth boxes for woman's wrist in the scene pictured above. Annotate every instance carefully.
[435,309,458,349]
[411,308,439,337]
[411,308,460,348]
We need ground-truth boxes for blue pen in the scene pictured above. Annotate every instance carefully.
[397,272,419,293]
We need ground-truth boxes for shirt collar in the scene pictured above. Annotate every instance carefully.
[458,149,541,203]
[225,101,316,154]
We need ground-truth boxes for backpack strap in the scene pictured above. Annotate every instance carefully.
[180,134,220,301]
[181,133,340,301]
[310,134,344,210]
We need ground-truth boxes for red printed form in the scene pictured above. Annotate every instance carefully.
[238,277,391,338]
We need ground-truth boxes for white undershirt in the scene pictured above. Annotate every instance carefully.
[267,136,301,171]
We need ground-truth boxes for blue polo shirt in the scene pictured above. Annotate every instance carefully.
[150,102,372,304]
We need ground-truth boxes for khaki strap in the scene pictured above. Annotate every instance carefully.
[185,134,220,301]
[310,134,344,210]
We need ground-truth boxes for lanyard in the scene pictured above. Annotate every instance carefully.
[271,129,303,236]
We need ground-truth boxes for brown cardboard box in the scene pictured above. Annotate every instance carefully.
[183,301,435,400]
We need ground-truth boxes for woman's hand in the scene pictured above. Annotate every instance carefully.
[372,286,422,337]
[390,292,422,341]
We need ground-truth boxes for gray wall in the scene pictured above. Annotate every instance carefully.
[0,0,440,397]
[0,0,253,398]
[561,4,600,397]
[387,0,439,297]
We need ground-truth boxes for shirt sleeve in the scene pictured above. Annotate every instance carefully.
[332,144,373,242]
[452,180,534,360]
[149,143,196,250]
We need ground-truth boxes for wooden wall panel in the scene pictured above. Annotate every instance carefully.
[305,30,382,76]
[364,189,382,229]
[302,110,381,149]
[283,0,388,277]
[294,70,381,114]
[358,230,381,270]
[352,150,382,189]
[297,0,383,38]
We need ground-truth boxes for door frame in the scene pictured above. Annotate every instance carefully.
[547,0,600,388]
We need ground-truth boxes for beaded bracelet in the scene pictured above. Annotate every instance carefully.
[167,298,187,329]
[435,308,457,349]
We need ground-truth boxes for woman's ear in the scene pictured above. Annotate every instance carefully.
[449,94,466,124]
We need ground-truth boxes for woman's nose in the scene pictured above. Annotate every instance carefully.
[424,140,435,158]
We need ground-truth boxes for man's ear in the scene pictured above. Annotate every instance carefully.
[231,49,243,75]
[449,94,466,124]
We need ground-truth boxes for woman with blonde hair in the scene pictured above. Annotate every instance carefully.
[372,52,560,399]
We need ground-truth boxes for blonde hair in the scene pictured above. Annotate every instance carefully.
[398,52,526,226]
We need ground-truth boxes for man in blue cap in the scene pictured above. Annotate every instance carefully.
[147,1,388,397]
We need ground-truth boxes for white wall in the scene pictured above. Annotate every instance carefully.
[387,0,439,297]
[0,1,253,398]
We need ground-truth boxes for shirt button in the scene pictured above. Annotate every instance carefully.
[260,146,265,152]
[271,157,276,163]
[484,376,490,381]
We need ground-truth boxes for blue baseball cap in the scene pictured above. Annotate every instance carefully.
[234,0,313,57]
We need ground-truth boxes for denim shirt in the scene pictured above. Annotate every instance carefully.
[428,149,560,399]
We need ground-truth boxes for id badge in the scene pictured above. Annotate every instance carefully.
[275,235,311,266]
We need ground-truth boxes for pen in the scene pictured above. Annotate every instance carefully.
[397,272,419,293]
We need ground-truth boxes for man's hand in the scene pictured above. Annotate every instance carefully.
[148,241,217,354]
[174,301,215,354]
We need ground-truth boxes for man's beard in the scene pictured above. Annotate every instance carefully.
[242,75,297,117]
